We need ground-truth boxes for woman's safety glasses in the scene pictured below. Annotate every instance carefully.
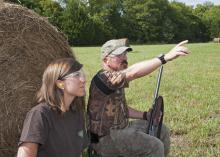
[62,69,85,80]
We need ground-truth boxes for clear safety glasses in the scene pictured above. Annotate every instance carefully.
[62,69,85,80]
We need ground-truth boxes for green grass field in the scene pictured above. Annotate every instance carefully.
[73,42,220,157]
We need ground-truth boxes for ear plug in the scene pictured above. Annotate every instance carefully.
[60,84,64,90]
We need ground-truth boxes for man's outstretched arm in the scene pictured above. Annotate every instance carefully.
[124,40,189,81]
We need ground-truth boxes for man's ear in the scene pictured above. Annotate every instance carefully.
[103,57,109,64]
[56,80,64,90]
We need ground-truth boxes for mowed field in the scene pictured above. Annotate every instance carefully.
[73,42,220,157]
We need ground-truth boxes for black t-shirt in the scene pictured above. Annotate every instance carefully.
[19,103,88,157]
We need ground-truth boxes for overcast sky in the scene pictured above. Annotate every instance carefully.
[170,0,220,6]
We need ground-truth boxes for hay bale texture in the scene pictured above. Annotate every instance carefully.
[0,3,75,156]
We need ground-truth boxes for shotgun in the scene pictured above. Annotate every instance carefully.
[147,65,164,138]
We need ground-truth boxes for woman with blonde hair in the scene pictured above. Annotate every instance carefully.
[17,58,88,157]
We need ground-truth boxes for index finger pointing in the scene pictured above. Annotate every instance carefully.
[176,40,188,47]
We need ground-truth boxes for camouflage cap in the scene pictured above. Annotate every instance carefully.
[101,38,132,59]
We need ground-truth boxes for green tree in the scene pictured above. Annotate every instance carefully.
[203,6,220,38]
[88,0,125,40]
[5,0,215,44]
[39,0,63,28]
[122,0,172,43]
[169,1,209,42]
[193,2,214,18]
[61,0,96,45]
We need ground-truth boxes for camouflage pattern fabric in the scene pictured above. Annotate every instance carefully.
[88,70,170,156]
[88,70,129,136]
[92,120,170,157]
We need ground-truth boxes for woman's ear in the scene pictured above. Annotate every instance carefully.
[56,80,64,90]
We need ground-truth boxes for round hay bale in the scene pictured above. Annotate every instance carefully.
[0,3,75,156]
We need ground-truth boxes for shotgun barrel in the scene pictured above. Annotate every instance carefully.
[147,66,164,138]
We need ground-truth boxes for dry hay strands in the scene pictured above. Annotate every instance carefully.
[0,3,75,156]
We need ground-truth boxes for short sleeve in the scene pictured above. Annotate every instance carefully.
[99,70,128,90]
[19,109,49,146]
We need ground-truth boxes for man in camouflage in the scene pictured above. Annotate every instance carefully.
[87,38,189,157]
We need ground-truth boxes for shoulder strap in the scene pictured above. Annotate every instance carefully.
[93,74,115,95]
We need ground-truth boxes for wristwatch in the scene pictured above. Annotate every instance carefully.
[157,54,167,64]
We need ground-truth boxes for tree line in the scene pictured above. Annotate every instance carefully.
[7,0,220,45]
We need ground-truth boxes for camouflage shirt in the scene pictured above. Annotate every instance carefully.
[87,70,129,136]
